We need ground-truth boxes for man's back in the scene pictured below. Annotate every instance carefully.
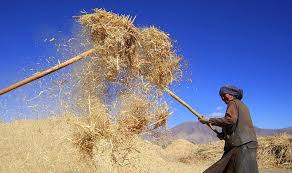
[225,99,257,147]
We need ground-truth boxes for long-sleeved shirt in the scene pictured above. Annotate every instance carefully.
[209,100,238,127]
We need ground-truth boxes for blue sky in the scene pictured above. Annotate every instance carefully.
[0,0,291,128]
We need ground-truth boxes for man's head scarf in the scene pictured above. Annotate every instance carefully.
[219,85,243,100]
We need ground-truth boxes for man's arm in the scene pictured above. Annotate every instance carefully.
[209,101,238,127]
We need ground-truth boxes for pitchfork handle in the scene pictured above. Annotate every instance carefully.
[162,86,220,135]
[0,49,96,96]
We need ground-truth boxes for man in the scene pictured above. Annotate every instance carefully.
[199,85,259,173]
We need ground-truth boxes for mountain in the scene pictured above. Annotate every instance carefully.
[168,121,218,144]
[255,126,292,136]
[164,121,292,144]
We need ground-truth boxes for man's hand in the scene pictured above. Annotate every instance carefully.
[198,116,210,124]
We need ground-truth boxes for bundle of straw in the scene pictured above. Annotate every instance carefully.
[78,9,181,88]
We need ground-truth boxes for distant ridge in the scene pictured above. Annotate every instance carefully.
[151,122,292,144]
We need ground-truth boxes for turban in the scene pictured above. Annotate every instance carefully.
[219,85,243,100]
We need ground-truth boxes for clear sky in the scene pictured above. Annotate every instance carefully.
[0,0,291,128]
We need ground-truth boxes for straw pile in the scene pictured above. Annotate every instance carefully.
[0,117,205,173]
[162,140,224,165]
[1,116,291,172]
[0,117,96,172]
[162,139,200,162]
[162,134,292,169]
[257,134,292,169]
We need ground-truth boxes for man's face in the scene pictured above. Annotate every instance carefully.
[221,94,233,104]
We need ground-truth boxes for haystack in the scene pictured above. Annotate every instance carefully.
[257,134,292,169]
[163,139,199,162]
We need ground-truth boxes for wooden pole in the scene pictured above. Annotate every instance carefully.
[162,86,220,134]
[0,47,219,135]
[0,48,96,96]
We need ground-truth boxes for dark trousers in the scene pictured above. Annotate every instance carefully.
[204,142,259,173]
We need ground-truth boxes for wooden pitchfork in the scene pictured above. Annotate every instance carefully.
[0,48,219,134]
